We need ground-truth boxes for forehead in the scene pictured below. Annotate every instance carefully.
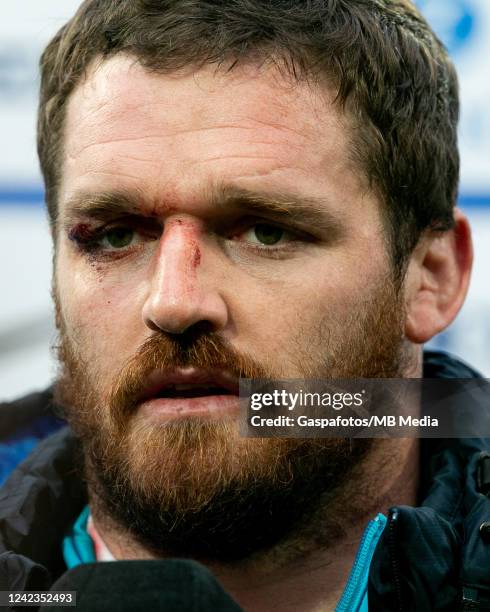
[60,54,364,214]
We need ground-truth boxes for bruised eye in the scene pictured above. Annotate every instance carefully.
[244,223,289,246]
[67,221,159,259]
[102,227,134,249]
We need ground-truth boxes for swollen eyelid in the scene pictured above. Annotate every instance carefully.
[68,223,99,243]
[67,221,163,259]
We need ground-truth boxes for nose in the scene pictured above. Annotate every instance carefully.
[142,220,229,335]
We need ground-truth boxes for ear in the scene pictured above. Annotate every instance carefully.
[404,208,473,344]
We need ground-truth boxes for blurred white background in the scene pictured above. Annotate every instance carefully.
[1,0,489,401]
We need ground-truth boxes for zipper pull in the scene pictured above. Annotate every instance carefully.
[476,452,490,497]
[461,587,479,610]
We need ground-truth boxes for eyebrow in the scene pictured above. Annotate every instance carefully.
[60,190,143,230]
[213,186,344,235]
[60,184,344,236]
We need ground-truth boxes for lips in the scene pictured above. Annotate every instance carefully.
[135,368,241,421]
[139,368,240,402]
[153,383,234,399]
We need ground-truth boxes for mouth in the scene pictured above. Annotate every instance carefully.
[152,382,235,399]
[136,368,240,421]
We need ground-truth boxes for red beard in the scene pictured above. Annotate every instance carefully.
[53,275,411,561]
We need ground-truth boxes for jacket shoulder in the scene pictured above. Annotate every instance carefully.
[0,388,65,485]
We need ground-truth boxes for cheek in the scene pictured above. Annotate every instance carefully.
[56,255,146,365]
[238,255,384,352]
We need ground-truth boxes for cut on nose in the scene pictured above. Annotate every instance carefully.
[142,224,229,334]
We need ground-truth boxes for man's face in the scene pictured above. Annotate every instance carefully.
[54,55,409,559]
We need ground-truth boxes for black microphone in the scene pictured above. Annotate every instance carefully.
[46,559,243,611]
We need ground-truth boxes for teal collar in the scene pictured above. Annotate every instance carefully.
[62,505,95,568]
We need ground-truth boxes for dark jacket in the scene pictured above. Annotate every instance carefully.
[0,351,490,611]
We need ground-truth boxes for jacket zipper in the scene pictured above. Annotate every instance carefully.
[387,507,404,612]
[335,513,387,611]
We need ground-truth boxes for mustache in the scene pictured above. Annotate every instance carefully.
[108,330,271,425]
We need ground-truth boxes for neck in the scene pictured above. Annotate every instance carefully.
[90,436,419,612]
